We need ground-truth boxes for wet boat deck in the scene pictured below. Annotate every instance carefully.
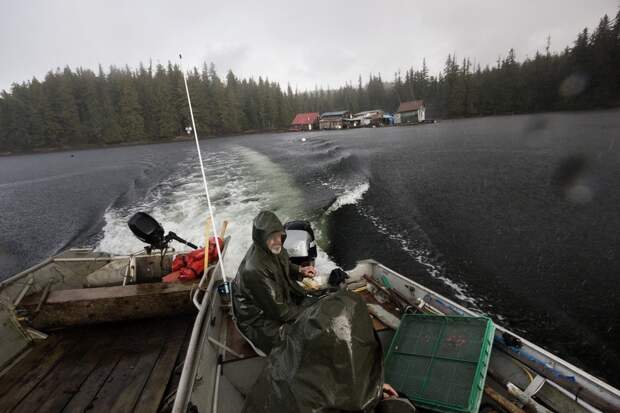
[0,315,192,413]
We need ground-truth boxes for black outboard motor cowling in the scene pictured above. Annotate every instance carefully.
[283,220,317,267]
[128,212,167,249]
[128,212,198,252]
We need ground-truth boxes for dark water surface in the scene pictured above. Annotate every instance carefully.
[0,143,192,274]
[1,109,619,386]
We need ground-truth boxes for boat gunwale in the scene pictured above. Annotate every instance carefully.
[0,248,183,291]
[355,259,620,411]
[173,236,232,413]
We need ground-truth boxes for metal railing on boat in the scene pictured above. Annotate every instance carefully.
[172,236,230,413]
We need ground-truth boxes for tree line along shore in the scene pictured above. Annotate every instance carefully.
[1,11,619,154]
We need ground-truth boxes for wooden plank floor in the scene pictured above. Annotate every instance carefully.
[0,316,192,413]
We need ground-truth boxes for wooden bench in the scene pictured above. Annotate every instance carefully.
[20,282,197,329]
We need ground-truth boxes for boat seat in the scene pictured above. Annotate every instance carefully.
[84,253,174,288]
[84,259,127,287]
[19,282,196,329]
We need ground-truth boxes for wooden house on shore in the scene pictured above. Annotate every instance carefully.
[395,100,425,124]
[319,111,351,130]
[289,112,319,131]
[353,110,384,127]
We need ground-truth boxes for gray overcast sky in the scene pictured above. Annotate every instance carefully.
[1,1,618,93]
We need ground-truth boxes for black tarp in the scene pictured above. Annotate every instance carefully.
[242,290,384,413]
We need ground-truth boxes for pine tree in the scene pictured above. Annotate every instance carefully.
[117,76,145,142]
[136,62,157,140]
[167,62,188,136]
[367,74,386,109]
[0,94,8,151]
[96,66,121,143]
[223,70,242,133]
[185,67,208,136]
[208,63,226,133]
[43,71,65,147]
[590,15,615,105]
[42,70,79,146]
[612,9,620,101]
[60,67,83,144]
[152,64,176,139]
[357,75,368,110]
[74,68,105,144]
[2,86,32,150]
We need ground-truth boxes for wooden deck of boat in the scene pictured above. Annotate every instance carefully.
[0,315,192,413]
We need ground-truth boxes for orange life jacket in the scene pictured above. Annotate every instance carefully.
[162,236,224,282]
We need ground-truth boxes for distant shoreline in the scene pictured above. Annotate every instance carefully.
[0,128,285,157]
[3,107,620,157]
[0,137,185,157]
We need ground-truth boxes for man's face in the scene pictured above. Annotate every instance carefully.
[266,231,285,255]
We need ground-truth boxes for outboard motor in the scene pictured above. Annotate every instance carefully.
[128,212,167,249]
[128,212,198,252]
[283,220,317,267]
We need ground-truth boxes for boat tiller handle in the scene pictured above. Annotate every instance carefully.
[166,232,198,249]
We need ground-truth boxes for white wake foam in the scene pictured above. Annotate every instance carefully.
[325,182,369,214]
[360,209,478,306]
[96,145,338,283]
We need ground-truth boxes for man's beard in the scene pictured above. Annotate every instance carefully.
[269,245,282,255]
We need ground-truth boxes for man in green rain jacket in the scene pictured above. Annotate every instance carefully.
[235,211,409,412]
[232,210,316,355]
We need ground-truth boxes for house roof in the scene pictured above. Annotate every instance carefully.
[321,110,349,118]
[353,110,384,118]
[344,116,364,122]
[291,112,319,125]
[397,100,424,113]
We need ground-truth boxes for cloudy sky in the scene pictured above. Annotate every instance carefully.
[1,0,617,93]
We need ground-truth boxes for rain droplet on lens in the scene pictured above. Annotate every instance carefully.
[566,184,592,204]
[551,154,593,204]
[525,116,548,133]
[523,116,550,148]
[559,72,588,97]
[551,155,587,188]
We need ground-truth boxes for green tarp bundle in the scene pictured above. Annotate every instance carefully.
[243,290,384,413]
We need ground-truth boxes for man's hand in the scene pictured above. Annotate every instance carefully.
[382,383,398,399]
[299,266,316,278]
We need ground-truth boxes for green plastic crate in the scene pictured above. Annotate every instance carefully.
[384,314,495,413]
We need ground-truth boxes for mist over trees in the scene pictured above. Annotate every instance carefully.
[1,11,619,152]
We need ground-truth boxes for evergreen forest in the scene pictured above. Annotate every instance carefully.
[1,11,619,152]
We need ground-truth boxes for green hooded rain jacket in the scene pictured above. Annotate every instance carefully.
[232,210,306,354]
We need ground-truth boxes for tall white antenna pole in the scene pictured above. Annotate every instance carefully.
[179,54,228,283]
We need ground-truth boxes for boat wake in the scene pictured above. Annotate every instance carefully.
[359,207,477,305]
[325,182,369,214]
[97,136,477,304]
[286,136,479,306]
[96,145,337,283]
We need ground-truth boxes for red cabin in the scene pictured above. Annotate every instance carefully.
[289,112,319,131]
